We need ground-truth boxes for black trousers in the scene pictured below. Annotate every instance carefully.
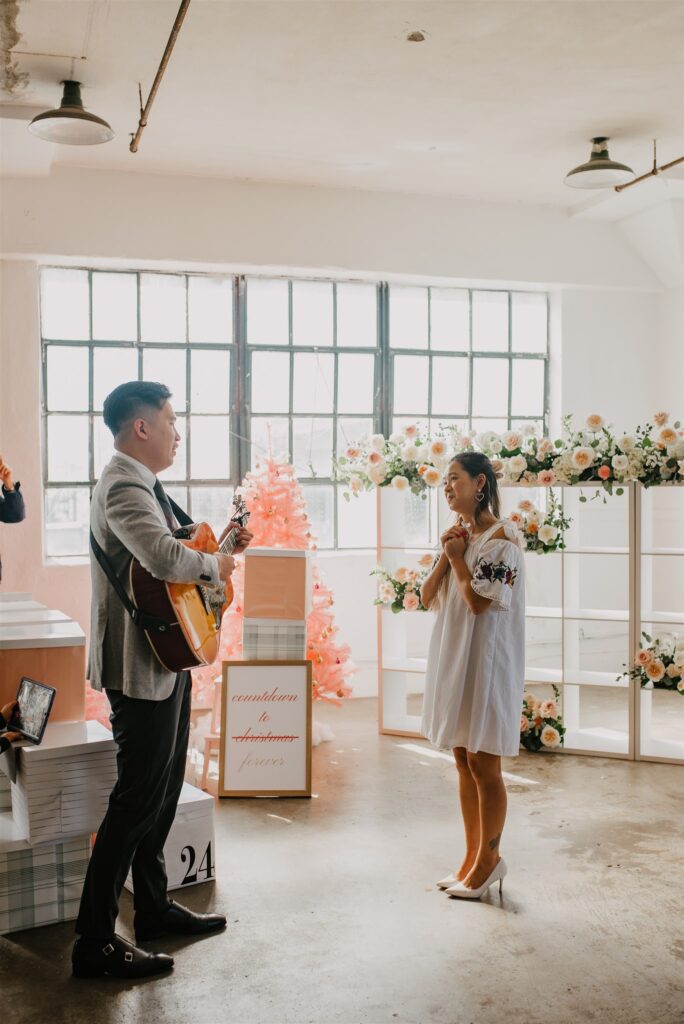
[75,672,191,941]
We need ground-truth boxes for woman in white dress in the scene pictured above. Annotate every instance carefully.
[420,452,525,900]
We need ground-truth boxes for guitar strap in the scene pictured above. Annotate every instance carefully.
[89,494,194,636]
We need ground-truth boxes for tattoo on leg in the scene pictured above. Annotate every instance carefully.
[488,832,502,851]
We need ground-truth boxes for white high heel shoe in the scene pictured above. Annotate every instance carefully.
[436,873,458,890]
[445,858,507,900]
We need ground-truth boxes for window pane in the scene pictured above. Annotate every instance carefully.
[472,291,508,352]
[512,293,547,353]
[140,274,186,343]
[93,347,138,411]
[40,269,89,340]
[471,417,508,434]
[393,355,429,414]
[337,485,375,547]
[250,416,289,467]
[44,487,90,557]
[301,484,334,548]
[511,359,545,417]
[190,416,231,479]
[337,417,373,456]
[250,351,290,413]
[46,346,89,411]
[431,356,469,416]
[93,415,115,478]
[158,415,187,482]
[472,357,509,417]
[188,276,232,344]
[430,288,469,351]
[191,350,231,413]
[247,279,289,345]
[292,281,333,347]
[190,486,234,536]
[293,418,333,478]
[337,353,375,414]
[292,353,334,414]
[92,272,137,342]
[389,286,428,349]
[47,416,89,481]
[143,348,187,411]
[164,486,188,512]
[336,283,377,348]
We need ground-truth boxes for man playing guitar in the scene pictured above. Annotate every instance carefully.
[73,381,252,980]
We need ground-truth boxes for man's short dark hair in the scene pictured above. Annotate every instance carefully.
[103,381,172,438]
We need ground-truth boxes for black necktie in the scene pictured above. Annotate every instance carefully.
[153,479,176,530]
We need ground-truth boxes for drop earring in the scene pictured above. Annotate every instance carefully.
[475,490,485,502]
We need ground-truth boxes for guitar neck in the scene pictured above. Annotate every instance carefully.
[219,523,241,556]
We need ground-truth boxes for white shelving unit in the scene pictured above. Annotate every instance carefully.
[376,482,683,765]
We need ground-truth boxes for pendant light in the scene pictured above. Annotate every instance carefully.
[28,81,114,145]
[564,137,634,189]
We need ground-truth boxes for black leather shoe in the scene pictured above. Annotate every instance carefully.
[72,934,174,979]
[135,900,227,942]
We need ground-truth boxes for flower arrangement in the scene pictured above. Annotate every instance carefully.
[507,489,570,553]
[520,685,566,751]
[621,632,684,694]
[371,553,434,613]
[337,412,684,499]
[336,425,449,499]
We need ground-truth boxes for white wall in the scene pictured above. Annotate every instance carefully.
[1,168,678,699]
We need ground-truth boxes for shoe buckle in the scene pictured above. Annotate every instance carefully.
[124,951,134,963]
[102,943,115,956]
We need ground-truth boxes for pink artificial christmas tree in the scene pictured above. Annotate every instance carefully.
[192,455,355,707]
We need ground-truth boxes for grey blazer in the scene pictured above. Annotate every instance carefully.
[88,454,221,701]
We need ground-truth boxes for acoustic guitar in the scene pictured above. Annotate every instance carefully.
[129,494,250,672]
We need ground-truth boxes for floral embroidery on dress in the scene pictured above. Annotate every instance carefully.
[473,559,518,588]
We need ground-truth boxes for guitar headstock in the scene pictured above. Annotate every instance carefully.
[230,493,250,528]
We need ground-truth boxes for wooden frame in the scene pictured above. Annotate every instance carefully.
[219,660,312,797]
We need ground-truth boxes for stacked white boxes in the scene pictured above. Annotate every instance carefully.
[242,548,311,660]
[125,783,215,893]
[11,721,117,845]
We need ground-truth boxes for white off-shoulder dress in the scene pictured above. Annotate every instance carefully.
[421,520,525,757]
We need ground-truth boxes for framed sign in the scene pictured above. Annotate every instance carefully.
[219,661,312,798]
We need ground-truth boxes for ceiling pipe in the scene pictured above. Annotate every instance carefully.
[129,0,192,154]
[614,140,684,192]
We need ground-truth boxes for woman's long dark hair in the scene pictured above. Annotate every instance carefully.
[451,451,501,524]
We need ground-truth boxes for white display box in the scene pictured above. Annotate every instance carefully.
[125,783,215,893]
[11,721,117,845]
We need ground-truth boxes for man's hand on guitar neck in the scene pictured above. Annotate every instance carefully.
[218,524,253,554]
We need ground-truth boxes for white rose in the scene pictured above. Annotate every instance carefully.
[571,446,595,471]
[665,664,680,679]
[667,440,684,460]
[368,464,387,485]
[538,525,558,544]
[618,435,636,452]
[503,431,523,450]
[370,433,385,451]
[523,423,538,437]
[508,455,528,475]
[540,726,561,748]
[526,507,543,524]
[537,438,555,457]
[489,439,503,454]
[476,431,496,451]
[389,432,405,446]
[401,444,420,462]
[415,445,430,463]
[391,475,409,491]
[611,454,629,473]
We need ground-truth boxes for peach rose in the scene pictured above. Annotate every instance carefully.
[418,553,434,568]
[659,428,677,446]
[394,567,409,583]
[537,438,554,457]
[367,450,383,465]
[346,446,361,459]
[597,465,611,480]
[653,412,669,427]
[645,659,665,682]
[403,424,418,439]
[540,699,558,718]
[541,725,561,748]
[508,511,524,527]
[520,715,531,733]
[403,592,420,611]
[518,499,535,513]
[417,464,429,476]
[527,522,539,534]
[634,649,653,667]
[430,439,447,459]
[349,476,363,494]
[537,469,556,486]
[585,414,605,432]
[391,475,410,491]
[666,664,680,680]
[572,447,595,470]
[423,467,442,487]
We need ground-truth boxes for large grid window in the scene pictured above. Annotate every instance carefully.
[389,286,548,437]
[41,269,549,557]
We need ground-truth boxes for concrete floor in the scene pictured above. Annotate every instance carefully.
[2,698,683,1024]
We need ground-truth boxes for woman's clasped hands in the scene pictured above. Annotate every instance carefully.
[441,524,469,561]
